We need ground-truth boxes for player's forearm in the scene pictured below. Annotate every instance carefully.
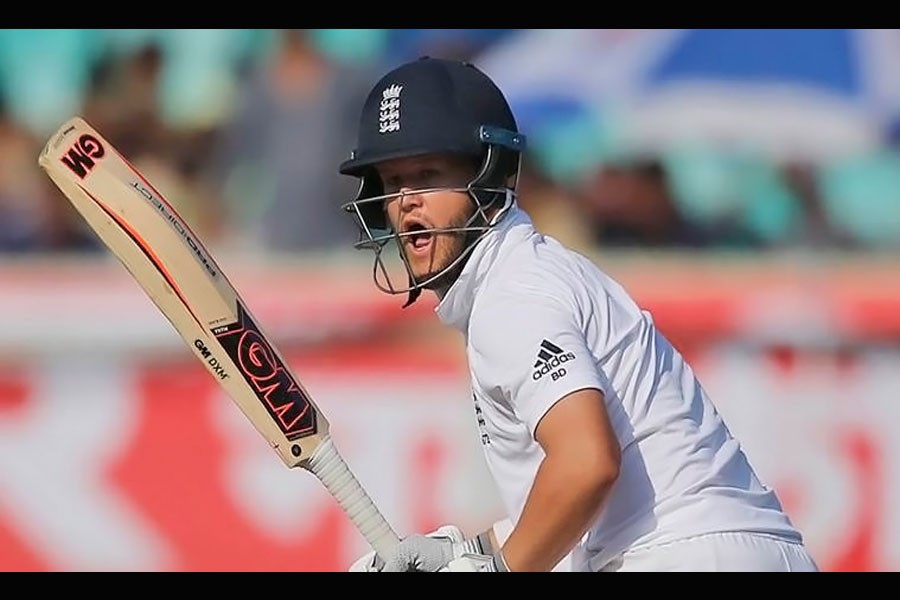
[500,451,618,572]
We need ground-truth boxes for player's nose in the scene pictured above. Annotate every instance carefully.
[397,187,425,211]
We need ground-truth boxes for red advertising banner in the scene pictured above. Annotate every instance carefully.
[1,255,898,572]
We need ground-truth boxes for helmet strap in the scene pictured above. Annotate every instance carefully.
[401,280,422,308]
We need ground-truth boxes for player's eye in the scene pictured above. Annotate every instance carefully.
[382,176,403,194]
[418,168,440,182]
[382,166,453,194]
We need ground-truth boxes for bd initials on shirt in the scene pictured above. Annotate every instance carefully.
[532,339,576,381]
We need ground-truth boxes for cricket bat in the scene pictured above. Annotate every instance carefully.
[38,116,400,565]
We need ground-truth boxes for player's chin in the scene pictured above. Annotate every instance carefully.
[409,258,451,288]
[410,265,441,286]
[405,250,440,277]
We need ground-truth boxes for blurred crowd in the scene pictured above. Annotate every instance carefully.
[1,28,898,257]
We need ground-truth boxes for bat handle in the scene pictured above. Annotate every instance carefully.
[306,435,401,561]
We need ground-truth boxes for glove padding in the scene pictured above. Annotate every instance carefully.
[348,525,501,572]
[440,554,499,572]
[383,524,500,572]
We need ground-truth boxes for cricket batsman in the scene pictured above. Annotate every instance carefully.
[339,56,820,572]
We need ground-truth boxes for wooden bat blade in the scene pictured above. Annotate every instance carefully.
[39,116,325,465]
[38,116,400,562]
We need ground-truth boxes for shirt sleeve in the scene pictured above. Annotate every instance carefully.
[469,290,612,438]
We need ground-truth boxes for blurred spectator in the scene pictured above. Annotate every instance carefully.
[80,40,228,246]
[1,28,896,257]
[661,146,851,251]
[0,104,43,252]
[573,158,728,249]
[515,155,598,257]
[207,29,379,254]
[776,160,857,250]
[93,29,269,131]
[33,174,106,254]
[0,102,101,254]
[82,41,172,161]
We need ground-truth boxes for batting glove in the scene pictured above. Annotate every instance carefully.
[349,524,508,572]
[348,525,463,572]
[380,524,508,572]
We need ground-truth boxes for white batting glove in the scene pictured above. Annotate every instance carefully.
[347,525,465,572]
[381,524,506,572]
[349,524,508,572]
[440,554,498,572]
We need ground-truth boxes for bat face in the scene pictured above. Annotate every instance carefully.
[38,117,400,562]
[212,303,318,442]
[39,117,329,467]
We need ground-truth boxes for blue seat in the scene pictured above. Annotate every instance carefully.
[155,29,270,129]
[0,29,102,136]
[664,144,802,245]
[817,149,900,249]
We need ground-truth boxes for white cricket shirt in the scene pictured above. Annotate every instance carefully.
[435,206,803,571]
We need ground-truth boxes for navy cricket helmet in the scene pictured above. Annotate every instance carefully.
[340,56,523,177]
[339,56,527,303]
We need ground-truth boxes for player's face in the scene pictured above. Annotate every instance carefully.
[376,154,477,286]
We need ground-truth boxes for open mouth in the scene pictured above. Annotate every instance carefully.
[403,221,433,253]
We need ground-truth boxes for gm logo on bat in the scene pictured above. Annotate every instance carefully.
[212,304,318,441]
[61,134,105,179]
[194,339,231,381]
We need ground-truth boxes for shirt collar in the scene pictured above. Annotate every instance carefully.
[434,205,533,334]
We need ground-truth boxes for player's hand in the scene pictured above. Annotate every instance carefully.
[381,524,501,572]
[349,524,461,572]
[440,554,500,572]
[348,524,501,572]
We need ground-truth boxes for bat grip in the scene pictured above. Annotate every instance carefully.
[306,436,401,561]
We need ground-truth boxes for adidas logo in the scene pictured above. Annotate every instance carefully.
[532,339,576,381]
